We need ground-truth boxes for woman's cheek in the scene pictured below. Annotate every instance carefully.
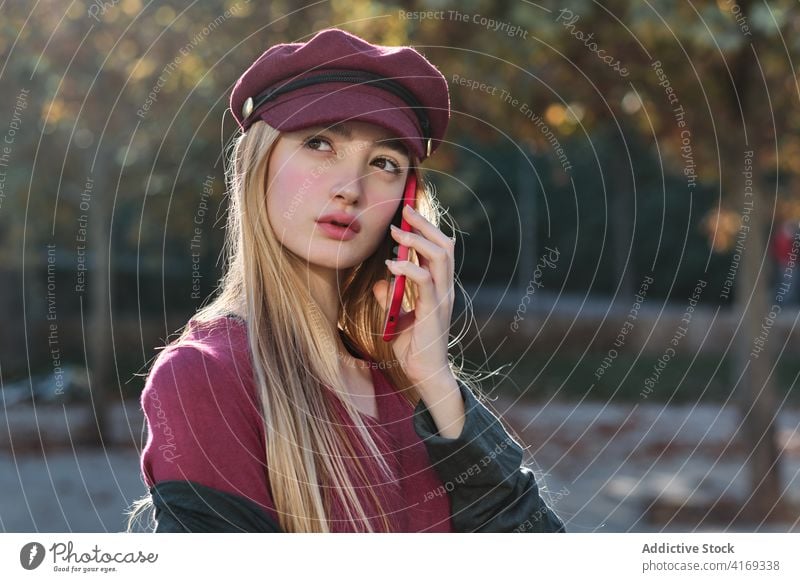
[266,166,309,230]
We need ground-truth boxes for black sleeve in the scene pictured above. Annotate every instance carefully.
[149,480,284,533]
[413,381,566,533]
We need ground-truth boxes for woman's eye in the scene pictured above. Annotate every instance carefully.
[303,136,333,152]
[373,157,402,175]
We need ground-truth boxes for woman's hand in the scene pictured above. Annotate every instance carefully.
[372,204,456,391]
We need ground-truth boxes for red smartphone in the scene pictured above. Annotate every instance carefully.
[381,171,417,342]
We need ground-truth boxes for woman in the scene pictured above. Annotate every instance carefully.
[126,28,565,533]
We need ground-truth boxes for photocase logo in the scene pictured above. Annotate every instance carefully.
[20,542,46,570]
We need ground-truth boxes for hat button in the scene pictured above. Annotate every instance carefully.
[242,97,254,119]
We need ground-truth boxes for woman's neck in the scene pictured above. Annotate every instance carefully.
[303,262,362,363]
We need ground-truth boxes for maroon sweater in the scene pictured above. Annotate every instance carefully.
[140,315,453,532]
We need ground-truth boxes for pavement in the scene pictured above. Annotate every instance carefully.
[2,397,799,532]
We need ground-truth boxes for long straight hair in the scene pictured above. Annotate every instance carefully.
[126,120,480,532]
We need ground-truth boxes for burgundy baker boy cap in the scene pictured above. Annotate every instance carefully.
[229,28,450,162]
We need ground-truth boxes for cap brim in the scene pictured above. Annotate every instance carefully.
[248,85,424,162]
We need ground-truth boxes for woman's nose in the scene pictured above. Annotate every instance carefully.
[329,160,365,203]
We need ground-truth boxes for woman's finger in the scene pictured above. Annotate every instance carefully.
[401,205,456,299]
[403,204,454,250]
[390,225,449,300]
[385,259,438,316]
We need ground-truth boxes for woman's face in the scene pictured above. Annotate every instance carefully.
[265,120,412,271]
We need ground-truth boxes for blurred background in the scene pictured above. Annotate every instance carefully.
[1,0,800,532]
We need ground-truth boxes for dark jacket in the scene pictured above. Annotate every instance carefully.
[413,381,565,533]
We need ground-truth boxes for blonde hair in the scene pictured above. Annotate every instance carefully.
[125,120,481,532]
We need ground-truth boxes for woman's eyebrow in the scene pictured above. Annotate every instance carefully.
[373,138,410,159]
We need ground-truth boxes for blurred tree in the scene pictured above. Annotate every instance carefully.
[0,0,324,443]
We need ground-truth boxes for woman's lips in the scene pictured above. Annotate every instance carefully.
[316,221,358,241]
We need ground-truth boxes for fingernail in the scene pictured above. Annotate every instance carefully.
[385,259,395,267]
[390,224,400,232]
[405,205,417,214]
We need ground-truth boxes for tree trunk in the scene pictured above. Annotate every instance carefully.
[609,127,635,299]
[725,0,791,523]
[517,147,538,296]
[732,184,786,522]
[81,169,112,446]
